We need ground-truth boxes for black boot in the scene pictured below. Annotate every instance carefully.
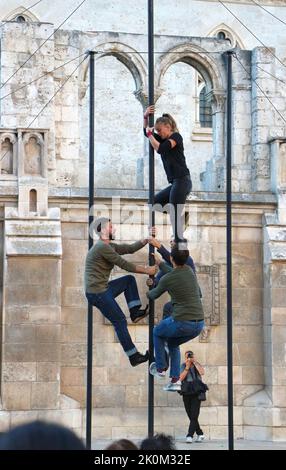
[130,305,149,323]
[129,351,149,367]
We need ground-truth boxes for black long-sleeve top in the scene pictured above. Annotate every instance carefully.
[144,129,190,183]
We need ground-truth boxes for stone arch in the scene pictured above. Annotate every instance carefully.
[156,43,225,105]
[207,23,245,49]
[23,132,44,176]
[0,132,17,175]
[80,42,147,104]
[3,6,39,22]
[156,43,227,191]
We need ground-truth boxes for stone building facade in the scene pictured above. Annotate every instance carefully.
[0,0,286,441]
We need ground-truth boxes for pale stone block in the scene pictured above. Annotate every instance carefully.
[233,326,263,343]
[61,307,87,325]
[272,288,286,308]
[62,222,87,240]
[0,411,10,432]
[3,362,36,382]
[273,367,286,386]
[2,382,31,410]
[93,343,123,367]
[166,391,183,407]
[93,385,126,408]
[28,304,61,325]
[112,426,147,440]
[217,406,243,426]
[205,344,227,366]
[3,306,29,325]
[63,239,87,260]
[272,386,286,407]
[62,386,85,405]
[199,407,218,426]
[234,385,263,406]
[61,343,87,367]
[154,385,168,407]
[62,324,86,343]
[38,409,82,429]
[6,284,60,307]
[4,325,36,343]
[31,382,60,410]
[61,367,85,387]
[204,367,218,384]
[273,408,286,427]
[10,411,39,428]
[36,342,60,362]
[273,427,286,441]
[62,261,85,287]
[35,319,61,343]
[3,343,37,362]
[91,427,112,440]
[62,287,86,307]
[108,367,147,386]
[243,407,273,426]
[7,258,61,288]
[209,425,228,440]
[244,425,273,441]
[60,394,81,410]
[37,362,60,382]
[242,366,264,385]
[125,385,147,407]
[236,343,264,366]
[218,366,242,385]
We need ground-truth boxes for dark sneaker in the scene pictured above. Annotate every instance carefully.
[130,305,149,323]
[129,351,149,367]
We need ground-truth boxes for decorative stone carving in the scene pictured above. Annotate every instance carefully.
[197,264,220,326]
[0,132,17,176]
[23,132,44,176]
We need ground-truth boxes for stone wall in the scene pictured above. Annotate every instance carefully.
[58,199,276,440]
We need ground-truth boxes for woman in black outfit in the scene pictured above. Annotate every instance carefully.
[143,106,192,244]
[179,350,206,443]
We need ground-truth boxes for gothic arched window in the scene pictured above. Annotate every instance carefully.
[199,86,212,128]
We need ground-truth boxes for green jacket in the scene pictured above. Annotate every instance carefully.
[147,263,204,321]
[84,239,144,294]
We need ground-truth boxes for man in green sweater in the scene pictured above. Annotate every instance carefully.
[148,245,204,390]
[85,218,157,367]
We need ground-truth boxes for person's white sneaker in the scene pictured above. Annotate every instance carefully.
[163,380,181,392]
[149,362,166,379]
[186,436,193,443]
[196,435,205,442]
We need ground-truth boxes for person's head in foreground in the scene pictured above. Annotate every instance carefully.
[0,420,85,450]
[140,433,176,450]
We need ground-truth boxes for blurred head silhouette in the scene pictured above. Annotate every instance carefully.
[0,420,85,450]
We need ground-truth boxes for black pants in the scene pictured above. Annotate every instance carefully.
[154,176,192,242]
[182,394,203,438]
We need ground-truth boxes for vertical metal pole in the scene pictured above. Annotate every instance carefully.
[86,50,95,450]
[148,0,155,438]
[226,50,234,451]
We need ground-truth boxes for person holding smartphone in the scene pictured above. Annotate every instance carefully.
[179,350,206,443]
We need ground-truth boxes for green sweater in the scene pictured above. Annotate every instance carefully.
[84,239,145,294]
[147,263,204,321]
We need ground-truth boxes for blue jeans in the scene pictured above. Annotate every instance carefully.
[86,275,141,356]
[153,316,204,378]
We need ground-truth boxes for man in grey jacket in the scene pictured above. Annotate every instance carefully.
[85,218,157,367]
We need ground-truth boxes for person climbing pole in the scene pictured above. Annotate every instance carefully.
[84,217,157,367]
[143,105,192,244]
[147,244,204,390]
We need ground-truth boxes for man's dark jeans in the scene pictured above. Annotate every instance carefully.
[86,275,141,356]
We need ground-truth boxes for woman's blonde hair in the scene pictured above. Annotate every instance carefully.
[155,113,179,133]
